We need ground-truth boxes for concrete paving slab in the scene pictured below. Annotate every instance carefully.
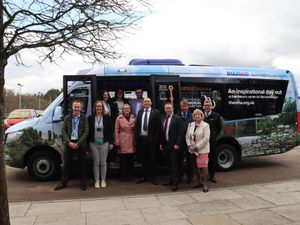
[122,196,161,209]
[257,192,300,206]
[228,195,274,210]
[34,213,86,225]
[9,202,31,218]
[153,218,192,225]
[179,200,241,216]
[8,179,300,225]
[189,189,243,203]
[81,198,124,212]
[187,214,240,225]
[10,216,36,225]
[262,181,300,193]
[231,184,277,197]
[272,204,300,221]
[26,201,81,216]
[229,209,290,225]
[140,206,187,224]
[157,193,196,206]
[87,209,146,225]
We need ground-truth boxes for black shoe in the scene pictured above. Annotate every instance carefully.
[210,177,217,183]
[171,185,178,192]
[150,178,159,185]
[162,181,172,186]
[192,184,203,189]
[54,182,66,191]
[136,178,147,184]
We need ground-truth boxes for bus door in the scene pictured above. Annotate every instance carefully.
[151,75,181,113]
[63,75,97,117]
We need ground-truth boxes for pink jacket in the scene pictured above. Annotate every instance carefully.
[114,114,136,154]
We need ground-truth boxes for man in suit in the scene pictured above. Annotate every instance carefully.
[54,99,89,191]
[203,99,222,183]
[177,99,194,184]
[130,88,144,117]
[136,97,161,185]
[160,102,184,191]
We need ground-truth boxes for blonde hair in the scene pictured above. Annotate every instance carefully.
[192,109,204,120]
[122,103,131,113]
[93,100,104,115]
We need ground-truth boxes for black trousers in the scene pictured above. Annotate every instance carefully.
[208,140,217,179]
[61,145,87,185]
[178,146,194,180]
[137,137,157,180]
[164,142,180,185]
[119,153,134,179]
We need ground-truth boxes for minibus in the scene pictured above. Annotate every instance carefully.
[5,59,299,181]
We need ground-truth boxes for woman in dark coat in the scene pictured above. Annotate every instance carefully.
[88,100,114,188]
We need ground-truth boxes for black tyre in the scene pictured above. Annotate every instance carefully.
[27,151,60,181]
[216,144,238,171]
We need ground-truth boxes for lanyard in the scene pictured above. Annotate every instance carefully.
[72,117,79,128]
[96,116,103,126]
[192,124,199,141]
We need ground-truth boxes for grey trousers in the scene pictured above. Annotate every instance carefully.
[89,142,109,181]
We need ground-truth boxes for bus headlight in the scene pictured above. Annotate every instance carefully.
[6,131,24,144]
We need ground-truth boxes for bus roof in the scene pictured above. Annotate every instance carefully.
[79,59,292,80]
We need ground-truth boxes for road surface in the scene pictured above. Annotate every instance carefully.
[6,146,300,202]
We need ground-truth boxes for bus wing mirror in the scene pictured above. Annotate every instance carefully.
[53,106,63,122]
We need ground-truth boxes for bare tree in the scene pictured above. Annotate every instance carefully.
[0,0,149,224]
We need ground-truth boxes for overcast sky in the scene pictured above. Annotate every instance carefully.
[5,0,300,94]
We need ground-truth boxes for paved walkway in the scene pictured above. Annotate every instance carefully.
[9,179,300,225]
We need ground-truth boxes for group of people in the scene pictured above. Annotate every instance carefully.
[54,88,222,194]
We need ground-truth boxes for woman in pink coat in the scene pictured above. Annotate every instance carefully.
[114,104,136,182]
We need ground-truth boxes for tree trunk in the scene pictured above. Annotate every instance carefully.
[0,60,10,224]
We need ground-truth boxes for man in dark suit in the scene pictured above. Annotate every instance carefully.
[136,97,161,185]
[160,102,184,191]
[203,99,222,183]
[177,99,194,184]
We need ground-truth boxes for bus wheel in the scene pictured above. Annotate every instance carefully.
[27,151,60,181]
[216,144,238,171]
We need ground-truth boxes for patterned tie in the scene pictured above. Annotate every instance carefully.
[143,109,148,131]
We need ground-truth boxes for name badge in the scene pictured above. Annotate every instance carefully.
[71,131,77,140]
